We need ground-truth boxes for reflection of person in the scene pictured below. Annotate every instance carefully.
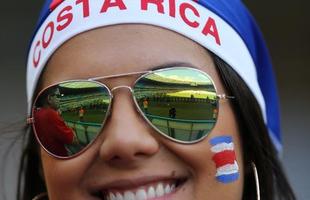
[168,107,176,137]
[142,98,149,113]
[34,88,74,157]
[78,107,85,122]
[169,107,176,118]
[213,108,218,119]
[19,1,295,200]
[34,108,74,157]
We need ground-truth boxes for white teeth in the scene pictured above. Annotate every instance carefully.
[171,184,176,191]
[109,193,116,200]
[136,189,147,200]
[116,192,123,200]
[106,182,177,200]
[124,191,135,200]
[147,186,156,198]
[155,183,165,197]
[164,184,171,194]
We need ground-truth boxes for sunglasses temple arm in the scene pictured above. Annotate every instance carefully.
[217,94,235,100]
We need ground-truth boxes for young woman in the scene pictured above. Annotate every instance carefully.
[18,0,296,200]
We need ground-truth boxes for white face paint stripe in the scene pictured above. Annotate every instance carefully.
[210,142,234,153]
[215,161,239,177]
[27,0,266,124]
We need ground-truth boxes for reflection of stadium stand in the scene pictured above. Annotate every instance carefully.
[64,113,215,143]
[146,73,209,85]
[136,75,215,91]
[56,85,110,111]
[66,120,101,144]
[62,120,102,156]
[59,93,108,112]
[134,77,217,103]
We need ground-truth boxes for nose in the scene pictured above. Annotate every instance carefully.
[99,88,160,164]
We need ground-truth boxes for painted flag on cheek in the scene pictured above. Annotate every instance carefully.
[210,136,239,184]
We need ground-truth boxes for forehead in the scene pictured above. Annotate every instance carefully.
[41,24,217,87]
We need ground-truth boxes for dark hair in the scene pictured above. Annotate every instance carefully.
[16,53,295,200]
[210,52,296,200]
[17,127,46,200]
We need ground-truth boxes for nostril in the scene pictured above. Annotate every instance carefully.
[110,152,146,161]
[110,155,121,161]
[100,136,160,165]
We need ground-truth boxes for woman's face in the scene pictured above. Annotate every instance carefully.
[39,25,244,200]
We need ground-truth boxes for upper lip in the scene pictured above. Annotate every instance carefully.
[92,175,186,193]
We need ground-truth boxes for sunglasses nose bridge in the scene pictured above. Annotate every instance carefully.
[110,85,133,94]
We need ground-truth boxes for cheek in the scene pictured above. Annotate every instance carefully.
[41,149,94,199]
[161,102,243,177]
[161,133,244,199]
[163,139,214,174]
[160,107,244,199]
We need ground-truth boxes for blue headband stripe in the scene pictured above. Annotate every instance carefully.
[197,0,282,151]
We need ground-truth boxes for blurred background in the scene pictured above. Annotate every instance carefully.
[0,1,309,199]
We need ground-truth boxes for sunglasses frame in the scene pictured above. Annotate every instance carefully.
[28,67,234,159]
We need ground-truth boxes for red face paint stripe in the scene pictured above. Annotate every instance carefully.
[212,150,236,168]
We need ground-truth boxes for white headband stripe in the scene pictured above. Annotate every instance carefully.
[27,0,266,122]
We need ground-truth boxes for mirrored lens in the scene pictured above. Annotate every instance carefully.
[33,81,111,157]
[133,68,218,142]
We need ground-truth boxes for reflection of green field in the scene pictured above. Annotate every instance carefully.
[144,101,215,120]
[62,109,106,146]
[62,109,107,123]
[141,100,216,141]
[61,101,215,123]
[60,101,215,145]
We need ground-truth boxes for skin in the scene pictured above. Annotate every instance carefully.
[38,24,244,200]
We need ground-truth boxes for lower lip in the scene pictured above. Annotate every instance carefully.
[148,192,175,200]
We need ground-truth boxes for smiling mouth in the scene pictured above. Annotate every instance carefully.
[94,178,187,200]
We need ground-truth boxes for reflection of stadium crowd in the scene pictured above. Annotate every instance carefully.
[138,95,217,104]
[58,93,109,113]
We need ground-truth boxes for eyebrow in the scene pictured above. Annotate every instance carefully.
[88,61,198,81]
[149,61,198,70]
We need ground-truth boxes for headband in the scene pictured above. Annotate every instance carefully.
[27,0,282,152]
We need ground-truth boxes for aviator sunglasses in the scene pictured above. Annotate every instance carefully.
[27,67,234,158]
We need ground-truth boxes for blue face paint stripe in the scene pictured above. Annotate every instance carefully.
[216,173,239,184]
[209,136,232,146]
